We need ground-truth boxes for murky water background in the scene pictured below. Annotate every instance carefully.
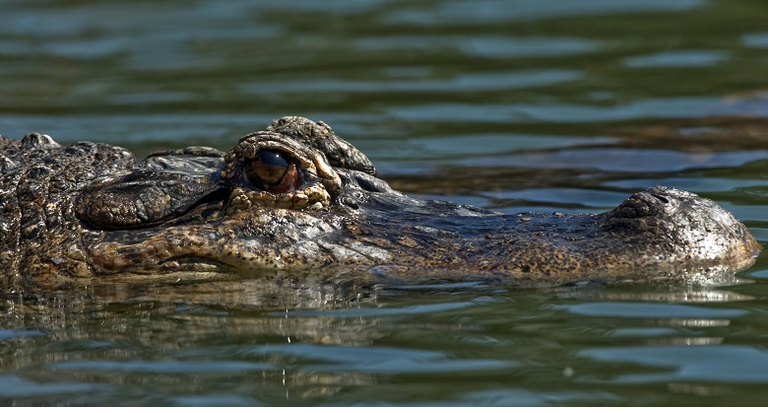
[3,0,768,406]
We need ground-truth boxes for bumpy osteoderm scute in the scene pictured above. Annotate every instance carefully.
[0,117,761,290]
[0,133,136,287]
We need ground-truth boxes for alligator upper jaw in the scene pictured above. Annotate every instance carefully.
[75,185,763,288]
[82,205,340,278]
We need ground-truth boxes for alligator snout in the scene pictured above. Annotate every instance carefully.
[601,185,761,267]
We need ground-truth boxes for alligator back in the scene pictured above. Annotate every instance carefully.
[0,133,135,285]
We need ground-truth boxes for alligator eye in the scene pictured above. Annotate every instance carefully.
[243,150,301,192]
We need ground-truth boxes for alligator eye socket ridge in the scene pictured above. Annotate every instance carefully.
[244,150,293,189]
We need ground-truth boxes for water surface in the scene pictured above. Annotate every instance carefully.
[3,0,768,406]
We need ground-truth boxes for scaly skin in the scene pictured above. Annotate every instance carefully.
[0,116,761,291]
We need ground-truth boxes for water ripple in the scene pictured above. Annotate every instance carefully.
[579,345,768,384]
[554,302,748,318]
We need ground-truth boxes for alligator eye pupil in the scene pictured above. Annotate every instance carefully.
[245,150,290,187]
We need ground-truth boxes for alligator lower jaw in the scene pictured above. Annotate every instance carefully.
[85,257,758,291]
[91,256,237,279]
[96,269,234,285]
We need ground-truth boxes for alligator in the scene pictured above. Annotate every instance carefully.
[0,116,761,291]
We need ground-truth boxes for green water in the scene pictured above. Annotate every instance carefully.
[3,0,768,406]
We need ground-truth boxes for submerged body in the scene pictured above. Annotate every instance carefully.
[0,116,761,290]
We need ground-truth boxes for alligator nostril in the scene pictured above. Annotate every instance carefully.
[612,194,655,219]
[651,194,669,204]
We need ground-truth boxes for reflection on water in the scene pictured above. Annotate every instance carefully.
[3,276,768,406]
[3,0,768,406]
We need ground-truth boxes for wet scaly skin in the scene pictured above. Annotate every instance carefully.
[0,116,760,290]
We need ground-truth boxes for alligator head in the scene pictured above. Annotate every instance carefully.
[0,116,761,289]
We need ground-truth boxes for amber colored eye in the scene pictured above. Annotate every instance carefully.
[243,149,303,194]
[243,150,292,189]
